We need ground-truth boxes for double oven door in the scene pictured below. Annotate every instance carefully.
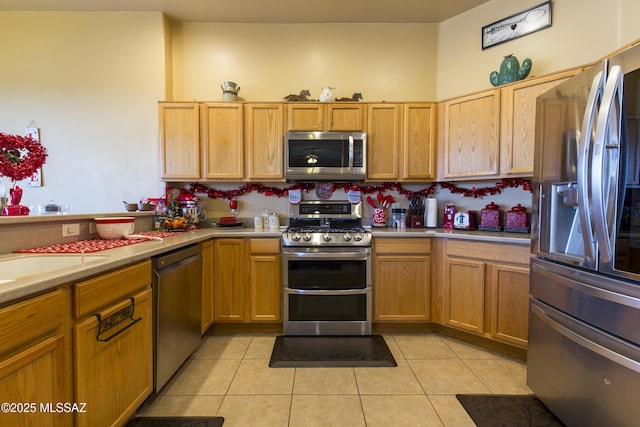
[282,246,371,336]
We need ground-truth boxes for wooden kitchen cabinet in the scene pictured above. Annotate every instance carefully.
[441,88,501,180]
[214,238,282,323]
[247,238,282,322]
[158,102,201,180]
[487,262,530,347]
[73,261,153,427]
[437,67,583,180]
[201,102,245,180]
[373,237,431,322]
[367,103,402,180]
[0,289,69,427]
[202,240,215,334]
[214,238,246,322]
[367,103,436,182]
[286,103,366,131]
[500,68,581,176]
[159,101,284,181]
[440,240,530,348]
[244,103,285,181]
[443,257,486,333]
[402,103,436,180]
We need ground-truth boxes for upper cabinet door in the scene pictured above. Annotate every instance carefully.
[286,103,365,131]
[286,103,324,131]
[500,68,581,176]
[367,103,402,181]
[244,103,285,181]
[442,89,500,179]
[326,103,366,131]
[403,103,436,181]
[201,103,244,180]
[158,102,201,181]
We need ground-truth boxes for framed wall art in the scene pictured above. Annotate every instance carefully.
[482,1,552,50]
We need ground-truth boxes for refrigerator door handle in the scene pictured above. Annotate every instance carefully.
[532,262,640,309]
[592,65,623,264]
[577,71,605,266]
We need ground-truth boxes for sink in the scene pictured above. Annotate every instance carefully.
[0,254,107,282]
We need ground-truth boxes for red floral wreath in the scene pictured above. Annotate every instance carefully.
[0,132,48,182]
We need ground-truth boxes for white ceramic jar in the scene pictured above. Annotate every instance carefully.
[268,213,280,229]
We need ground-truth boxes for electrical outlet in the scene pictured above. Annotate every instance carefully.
[63,223,80,237]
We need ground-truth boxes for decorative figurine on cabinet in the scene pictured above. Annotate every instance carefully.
[490,54,532,86]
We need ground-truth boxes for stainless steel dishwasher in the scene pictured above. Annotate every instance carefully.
[152,243,202,392]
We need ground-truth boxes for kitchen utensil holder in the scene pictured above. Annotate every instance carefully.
[95,297,142,342]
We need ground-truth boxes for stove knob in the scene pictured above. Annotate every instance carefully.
[353,233,363,242]
[323,233,332,242]
[303,233,312,242]
[343,233,352,242]
[292,232,301,241]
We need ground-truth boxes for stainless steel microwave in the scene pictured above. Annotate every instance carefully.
[284,131,367,181]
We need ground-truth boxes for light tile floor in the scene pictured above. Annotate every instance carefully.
[137,332,531,427]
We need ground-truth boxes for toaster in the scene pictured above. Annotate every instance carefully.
[453,210,477,230]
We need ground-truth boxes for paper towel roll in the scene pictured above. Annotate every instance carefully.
[426,198,438,228]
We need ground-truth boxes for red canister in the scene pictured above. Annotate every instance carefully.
[479,202,502,231]
[505,204,530,232]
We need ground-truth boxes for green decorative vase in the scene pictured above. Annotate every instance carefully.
[490,54,532,86]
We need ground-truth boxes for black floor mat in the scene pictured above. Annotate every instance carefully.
[126,416,224,427]
[269,335,397,368]
[456,394,565,427]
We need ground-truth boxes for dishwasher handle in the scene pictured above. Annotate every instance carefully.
[153,243,202,270]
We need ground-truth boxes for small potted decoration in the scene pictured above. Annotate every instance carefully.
[0,131,48,216]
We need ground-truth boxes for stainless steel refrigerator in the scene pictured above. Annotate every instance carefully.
[530,42,640,427]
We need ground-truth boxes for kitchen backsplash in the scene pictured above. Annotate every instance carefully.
[173,181,533,227]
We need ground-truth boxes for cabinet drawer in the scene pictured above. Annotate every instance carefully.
[375,237,431,254]
[73,261,151,318]
[446,240,529,264]
[249,238,281,254]
[0,290,64,355]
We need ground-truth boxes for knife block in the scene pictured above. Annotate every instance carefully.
[410,216,425,228]
[407,208,425,228]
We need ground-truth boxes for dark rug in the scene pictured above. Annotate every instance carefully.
[456,394,565,427]
[126,416,224,427]
[269,335,397,367]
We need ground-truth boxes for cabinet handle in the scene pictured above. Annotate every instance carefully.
[95,297,142,342]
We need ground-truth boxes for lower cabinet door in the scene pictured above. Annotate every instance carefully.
[74,288,152,427]
[0,334,67,427]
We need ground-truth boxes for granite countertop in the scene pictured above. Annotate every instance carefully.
[0,225,529,307]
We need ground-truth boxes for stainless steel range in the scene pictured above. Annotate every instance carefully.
[282,200,372,336]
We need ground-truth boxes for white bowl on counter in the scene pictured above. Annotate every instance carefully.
[94,217,135,239]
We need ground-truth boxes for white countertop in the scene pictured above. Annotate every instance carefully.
[0,226,529,306]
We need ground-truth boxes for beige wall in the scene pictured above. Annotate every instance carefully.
[0,12,167,213]
[437,0,640,100]
[170,0,640,103]
[170,23,438,102]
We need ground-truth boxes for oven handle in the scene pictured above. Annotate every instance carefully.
[284,287,370,296]
[283,251,370,261]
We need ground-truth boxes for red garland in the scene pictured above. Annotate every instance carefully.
[189,178,532,200]
[0,132,48,182]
